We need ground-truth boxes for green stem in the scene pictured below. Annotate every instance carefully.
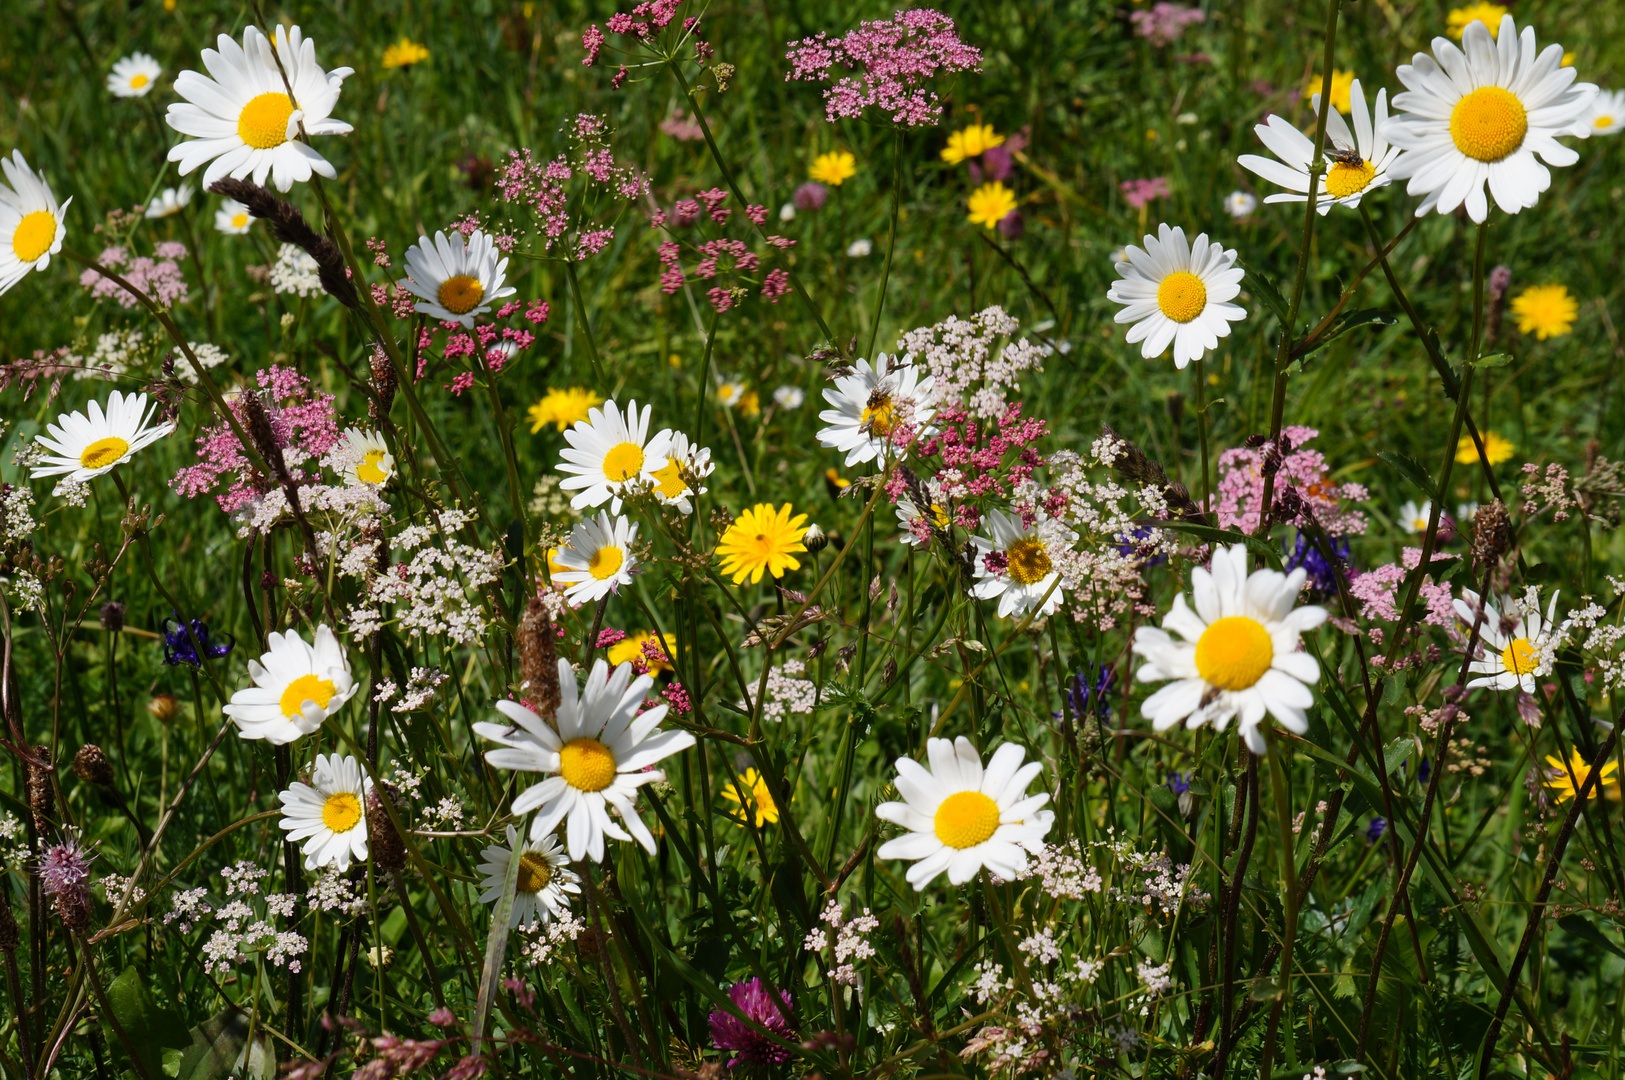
[868,127,903,358]
[1259,735,1300,1080]
[563,258,607,386]
[1194,356,1212,524]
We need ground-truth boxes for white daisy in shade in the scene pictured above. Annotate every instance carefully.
[1107,224,1246,370]
[165,24,354,192]
[875,737,1053,890]
[477,826,580,928]
[474,657,697,862]
[399,229,516,328]
[551,511,640,605]
[215,198,253,234]
[108,53,162,98]
[1398,499,1432,534]
[816,353,936,467]
[772,385,805,410]
[896,495,951,548]
[144,183,194,220]
[1238,78,1397,213]
[29,390,174,488]
[277,753,372,871]
[1573,89,1625,137]
[969,509,1078,619]
[557,399,669,513]
[335,427,394,487]
[1453,587,1560,693]
[0,151,70,297]
[223,624,358,744]
[1223,190,1258,218]
[1131,543,1327,755]
[1383,15,1596,223]
[647,430,713,516]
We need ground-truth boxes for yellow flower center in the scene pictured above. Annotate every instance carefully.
[1194,615,1275,691]
[1006,537,1053,586]
[601,441,644,482]
[130,73,150,89]
[933,790,1001,850]
[1325,159,1377,199]
[861,393,896,437]
[559,737,617,792]
[650,459,689,499]
[1157,271,1207,323]
[280,673,338,718]
[1502,637,1536,676]
[1450,86,1528,163]
[437,274,484,315]
[12,210,58,264]
[79,436,129,471]
[321,791,362,833]
[231,212,249,229]
[356,449,391,484]
[237,91,295,150]
[587,545,625,581]
[516,851,553,894]
[1596,114,1615,130]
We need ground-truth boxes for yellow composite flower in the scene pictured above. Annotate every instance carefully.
[941,123,1005,165]
[606,630,676,673]
[527,387,603,433]
[808,151,857,187]
[1510,284,1578,341]
[721,768,782,827]
[1447,2,1508,39]
[967,182,1018,229]
[1302,69,1355,115]
[1456,430,1514,466]
[382,37,430,69]
[1543,748,1620,803]
[716,502,808,585]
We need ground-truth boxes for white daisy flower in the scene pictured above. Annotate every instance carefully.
[335,427,394,487]
[277,753,372,871]
[557,399,668,513]
[474,657,697,862]
[400,229,516,328]
[1238,78,1397,212]
[30,390,174,487]
[551,511,640,605]
[772,385,805,410]
[969,509,1077,619]
[875,736,1054,890]
[1399,499,1432,534]
[1382,15,1597,223]
[215,198,253,234]
[1453,587,1560,693]
[816,353,937,467]
[477,826,580,928]
[896,495,951,548]
[1107,224,1246,370]
[0,151,70,297]
[1223,190,1258,218]
[646,430,713,516]
[165,24,355,193]
[1131,543,1328,755]
[223,624,358,744]
[1573,88,1625,137]
[144,184,194,220]
[108,53,162,98]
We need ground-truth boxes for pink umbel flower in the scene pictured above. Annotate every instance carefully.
[580,0,709,74]
[80,244,190,308]
[1130,3,1205,47]
[494,116,648,260]
[785,9,982,127]
[1119,177,1169,210]
[1206,426,1369,537]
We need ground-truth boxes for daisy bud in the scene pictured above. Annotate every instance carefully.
[26,746,53,834]
[802,523,828,553]
[1471,499,1513,568]
[517,599,560,722]
[71,744,115,788]
[147,694,180,722]
[365,783,407,875]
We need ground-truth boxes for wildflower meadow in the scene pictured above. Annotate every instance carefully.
[5,0,1625,1077]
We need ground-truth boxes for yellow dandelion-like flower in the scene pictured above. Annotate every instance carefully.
[716,503,808,585]
[382,37,430,69]
[1456,430,1514,466]
[527,387,603,434]
[1447,2,1508,39]
[1302,70,1356,115]
[941,123,1005,165]
[606,631,676,673]
[808,151,856,187]
[721,768,782,827]
[967,182,1018,229]
[1543,748,1620,803]
[1510,284,1578,341]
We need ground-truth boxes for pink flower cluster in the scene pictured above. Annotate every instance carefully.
[580,0,709,80]
[785,9,983,127]
[172,366,341,514]
[909,402,1049,523]
[1120,177,1169,211]
[80,243,190,309]
[494,118,648,261]
[1208,426,1369,536]
[1130,3,1206,47]
[652,190,796,312]
[1347,547,1458,627]
[420,298,548,394]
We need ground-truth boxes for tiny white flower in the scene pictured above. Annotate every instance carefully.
[772,385,805,410]
[846,238,873,258]
[1223,190,1258,218]
[778,202,797,222]
[215,198,253,234]
[1399,500,1432,535]
[145,184,194,219]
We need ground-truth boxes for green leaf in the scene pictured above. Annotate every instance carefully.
[1238,256,1291,328]
[1295,307,1398,360]
[1557,913,1625,961]
[107,965,188,1079]
[175,1010,276,1080]
[1377,451,1437,501]
[1156,520,1283,568]
[1471,351,1512,369]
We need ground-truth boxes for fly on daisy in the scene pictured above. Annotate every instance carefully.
[816,353,937,467]
[0,151,71,297]
[400,229,516,328]
[557,399,668,513]
[715,503,809,586]
[477,826,579,928]
[1238,78,1396,212]
[1453,588,1560,694]
[277,753,372,871]
[969,509,1077,619]
[1131,543,1328,755]
[108,53,162,99]
[29,390,174,489]
[474,657,696,862]
[166,25,355,192]
[223,624,358,744]
[550,511,640,605]
[1107,224,1246,369]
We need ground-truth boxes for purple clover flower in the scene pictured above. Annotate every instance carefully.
[709,977,795,1067]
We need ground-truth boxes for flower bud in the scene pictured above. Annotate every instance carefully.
[518,599,560,722]
[71,744,115,788]
[147,694,180,722]
[802,524,828,553]
[26,746,53,835]
[98,601,125,632]
[366,783,407,875]
[1470,499,1513,568]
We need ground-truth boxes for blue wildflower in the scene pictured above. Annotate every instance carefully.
[1165,772,1190,795]
[162,612,235,668]
[1067,664,1116,723]
[1285,531,1350,599]
[1366,817,1387,842]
